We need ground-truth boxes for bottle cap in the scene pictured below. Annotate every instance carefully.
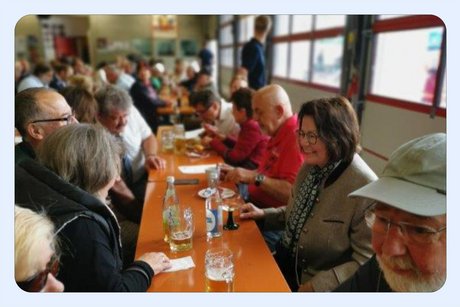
[166,176,175,183]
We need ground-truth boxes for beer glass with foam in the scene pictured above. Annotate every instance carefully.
[205,248,234,292]
[169,206,193,252]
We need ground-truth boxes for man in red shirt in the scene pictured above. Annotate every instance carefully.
[223,84,304,250]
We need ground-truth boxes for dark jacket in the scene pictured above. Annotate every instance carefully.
[15,141,36,165]
[130,80,167,133]
[15,159,154,292]
[334,255,393,292]
[242,38,266,90]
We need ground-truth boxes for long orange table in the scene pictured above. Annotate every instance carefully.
[135,148,290,292]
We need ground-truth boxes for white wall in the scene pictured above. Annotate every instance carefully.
[360,100,446,174]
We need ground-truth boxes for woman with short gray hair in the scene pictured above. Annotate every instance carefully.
[16,124,171,291]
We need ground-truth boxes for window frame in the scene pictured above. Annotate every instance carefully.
[271,15,346,93]
[366,15,446,118]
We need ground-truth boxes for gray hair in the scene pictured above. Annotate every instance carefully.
[15,88,57,137]
[94,84,133,117]
[36,123,122,196]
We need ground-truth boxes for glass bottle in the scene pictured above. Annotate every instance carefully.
[163,176,179,243]
[205,172,223,239]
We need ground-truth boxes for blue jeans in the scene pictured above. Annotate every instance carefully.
[263,230,284,253]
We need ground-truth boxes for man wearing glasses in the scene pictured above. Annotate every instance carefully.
[15,87,76,164]
[335,133,446,292]
[190,89,240,140]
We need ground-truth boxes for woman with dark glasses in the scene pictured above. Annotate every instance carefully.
[15,205,64,292]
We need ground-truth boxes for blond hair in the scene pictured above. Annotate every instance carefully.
[15,206,55,281]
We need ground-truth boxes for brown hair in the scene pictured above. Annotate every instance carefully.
[298,96,361,163]
[254,15,272,34]
[60,86,99,124]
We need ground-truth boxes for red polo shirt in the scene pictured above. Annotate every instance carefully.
[249,115,304,208]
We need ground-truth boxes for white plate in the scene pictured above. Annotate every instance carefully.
[198,188,236,199]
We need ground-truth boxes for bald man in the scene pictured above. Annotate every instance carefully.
[223,84,304,250]
[15,87,77,164]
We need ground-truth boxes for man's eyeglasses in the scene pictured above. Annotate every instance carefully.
[30,113,75,125]
[296,130,319,145]
[17,255,59,292]
[365,208,446,245]
[194,103,213,116]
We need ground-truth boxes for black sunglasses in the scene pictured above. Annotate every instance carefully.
[17,256,59,292]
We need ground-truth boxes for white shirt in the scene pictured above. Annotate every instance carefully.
[216,99,240,137]
[116,73,135,92]
[121,106,152,182]
[17,75,46,92]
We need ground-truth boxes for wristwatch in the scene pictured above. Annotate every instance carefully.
[254,173,265,187]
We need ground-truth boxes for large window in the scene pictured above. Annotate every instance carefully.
[369,15,446,112]
[289,41,310,81]
[238,16,255,44]
[272,15,345,90]
[218,16,234,68]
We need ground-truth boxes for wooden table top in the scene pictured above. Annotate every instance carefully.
[135,145,290,292]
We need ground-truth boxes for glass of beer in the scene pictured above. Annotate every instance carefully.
[205,248,234,292]
[161,129,174,154]
[169,206,193,252]
[173,124,186,155]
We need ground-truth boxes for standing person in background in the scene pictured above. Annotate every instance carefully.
[241,15,272,90]
[15,205,64,292]
[198,36,214,73]
[239,96,376,291]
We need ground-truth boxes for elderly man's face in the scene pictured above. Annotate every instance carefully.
[31,91,76,140]
[252,95,278,137]
[371,204,446,291]
[98,107,129,135]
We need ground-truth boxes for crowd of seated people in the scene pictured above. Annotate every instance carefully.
[13,50,446,293]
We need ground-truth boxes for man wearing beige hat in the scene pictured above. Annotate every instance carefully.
[335,133,446,292]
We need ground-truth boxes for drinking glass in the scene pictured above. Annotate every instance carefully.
[205,248,234,292]
[173,124,186,155]
[223,194,244,230]
[161,129,174,153]
[169,206,194,252]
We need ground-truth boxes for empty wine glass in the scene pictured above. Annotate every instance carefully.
[223,193,244,230]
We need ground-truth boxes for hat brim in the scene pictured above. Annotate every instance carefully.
[349,177,445,216]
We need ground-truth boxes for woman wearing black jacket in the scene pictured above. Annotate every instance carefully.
[15,124,171,291]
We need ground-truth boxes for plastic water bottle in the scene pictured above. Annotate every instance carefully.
[163,176,179,243]
[205,172,223,239]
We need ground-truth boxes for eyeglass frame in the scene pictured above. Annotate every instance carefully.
[194,102,214,116]
[295,129,320,145]
[30,112,75,125]
[364,206,446,245]
[17,255,59,292]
